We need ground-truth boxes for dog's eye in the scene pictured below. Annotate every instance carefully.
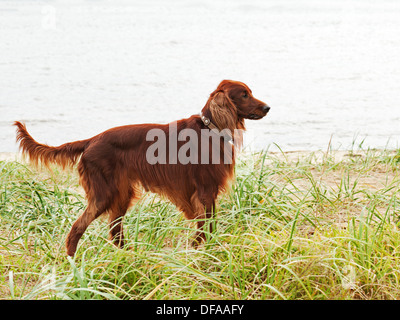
[242,92,248,98]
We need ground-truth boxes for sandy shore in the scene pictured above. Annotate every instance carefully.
[0,150,394,163]
[3,149,397,207]
[0,152,23,162]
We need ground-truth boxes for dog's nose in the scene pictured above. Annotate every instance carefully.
[263,105,270,113]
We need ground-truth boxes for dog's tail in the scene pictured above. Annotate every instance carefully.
[14,121,91,168]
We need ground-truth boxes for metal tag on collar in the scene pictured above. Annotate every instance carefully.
[201,114,210,126]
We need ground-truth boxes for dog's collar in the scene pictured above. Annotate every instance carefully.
[200,113,218,131]
[200,112,233,144]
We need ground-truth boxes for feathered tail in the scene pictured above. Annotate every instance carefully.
[14,121,91,168]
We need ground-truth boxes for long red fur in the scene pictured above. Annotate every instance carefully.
[14,80,269,256]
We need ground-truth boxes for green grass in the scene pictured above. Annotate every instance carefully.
[1,147,400,299]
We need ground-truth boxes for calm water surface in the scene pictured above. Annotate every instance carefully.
[1,0,399,152]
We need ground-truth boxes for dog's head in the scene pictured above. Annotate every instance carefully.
[202,80,270,132]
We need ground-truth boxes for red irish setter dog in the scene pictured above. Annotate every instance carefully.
[14,80,270,256]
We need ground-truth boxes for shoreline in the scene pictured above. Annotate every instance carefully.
[0,152,22,162]
[1,149,398,163]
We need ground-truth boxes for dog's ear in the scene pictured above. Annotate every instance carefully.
[208,92,237,132]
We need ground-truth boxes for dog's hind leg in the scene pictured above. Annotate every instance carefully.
[65,157,113,256]
[107,185,135,249]
[108,179,141,248]
[65,201,106,256]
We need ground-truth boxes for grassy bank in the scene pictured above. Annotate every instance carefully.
[1,148,400,300]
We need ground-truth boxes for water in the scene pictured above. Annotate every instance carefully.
[1,0,400,153]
